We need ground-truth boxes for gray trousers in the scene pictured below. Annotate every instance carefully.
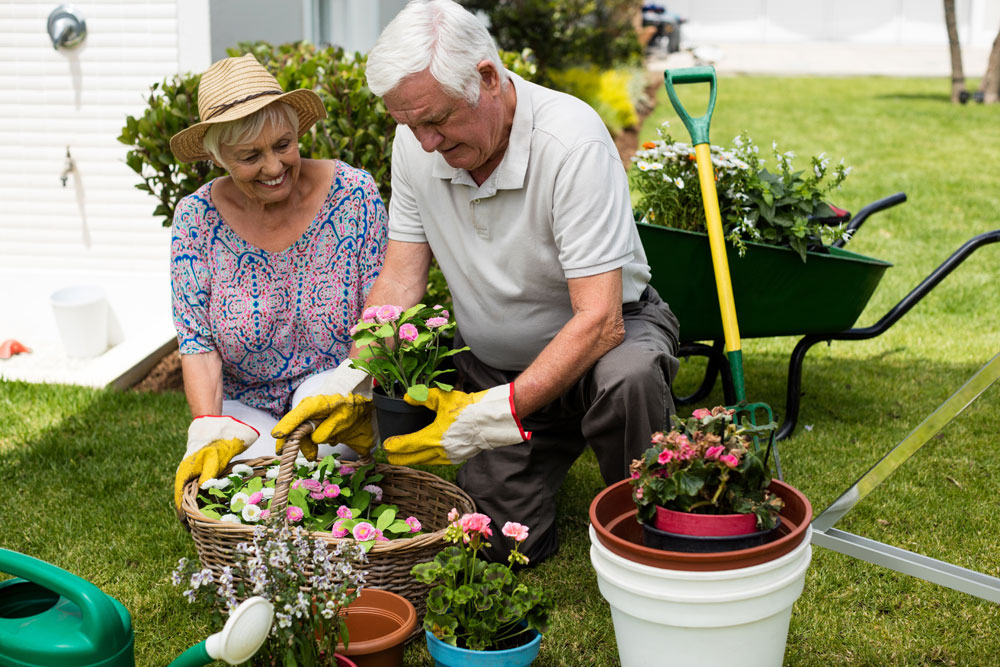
[454,286,680,564]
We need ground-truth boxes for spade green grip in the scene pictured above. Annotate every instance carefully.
[663,66,717,146]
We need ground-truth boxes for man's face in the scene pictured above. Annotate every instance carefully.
[384,65,509,178]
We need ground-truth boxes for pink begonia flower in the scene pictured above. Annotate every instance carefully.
[704,445,725,460]
[502,522,530,543]
[286,506,304,523]
[337,505,353,519]
[651,432,666,445]
[720,454,740,468]
[362,306,380,322]
[426,317,448,328]
[260,509,271,520]
[399,323,418,342]
[352,521,376,541]
[657,449,674,465]
[247,491,263,506]
[630,470,641,480]
[635,487,644,500]
[300,479,322,492]
[432,305,449,318]
[363,484,383,502]
[339,465,355,476]
[460,512,492,538]
[324,483,341,498]
[447,508,460,523]
[309,491,325,500]
[376,305,403,323]
[375,528,390,542]
[331,520,349,538]
[692,408,713,420]
[405,516,421,532]
[291,480,302,490]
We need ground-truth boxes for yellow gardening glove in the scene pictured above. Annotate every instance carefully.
[271,359,376,459]
[173,416,259,511]
[273,394,375,459]
[382,383,531,466]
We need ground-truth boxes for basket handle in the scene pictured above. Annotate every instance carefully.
[269,422,375,518]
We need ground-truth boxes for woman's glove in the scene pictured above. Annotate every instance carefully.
[382,384,531,466]
[271,360,375,460]
[173,416,259,511]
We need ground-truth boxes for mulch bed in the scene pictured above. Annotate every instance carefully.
[132,73,659,395]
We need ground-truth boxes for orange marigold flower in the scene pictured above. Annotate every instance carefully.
[642,141,656,149]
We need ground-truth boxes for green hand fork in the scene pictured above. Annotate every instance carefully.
[663,66,781,477]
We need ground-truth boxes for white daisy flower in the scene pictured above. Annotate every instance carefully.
[219,514,241,524]
[231,464,254,479]
[200,478,220,490]
[230,492,250,512]
[214,477,232,490]
[674,177,684,189]
[262,487,275,499]
[242,504,262,522]
[265,466,280,479]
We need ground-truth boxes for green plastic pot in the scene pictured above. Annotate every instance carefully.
[637,223,892,342]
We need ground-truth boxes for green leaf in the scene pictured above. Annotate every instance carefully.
[406,384,429,402]
[376,507,396,530]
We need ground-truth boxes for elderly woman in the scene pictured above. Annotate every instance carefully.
[169,54,386,511]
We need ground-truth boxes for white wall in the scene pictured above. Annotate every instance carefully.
[669,0,999,49]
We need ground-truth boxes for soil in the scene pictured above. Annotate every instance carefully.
[132,72,660,395]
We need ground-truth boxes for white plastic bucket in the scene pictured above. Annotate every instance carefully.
[589,524,812,667]
[50,285,110,358]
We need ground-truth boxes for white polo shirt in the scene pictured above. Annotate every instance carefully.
[388,72,651,371]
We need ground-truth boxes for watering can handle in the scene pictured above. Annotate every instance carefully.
[0,548,127,649]
[663,66,717,146]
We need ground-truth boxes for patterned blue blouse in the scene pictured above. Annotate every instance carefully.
[170,161,387,417]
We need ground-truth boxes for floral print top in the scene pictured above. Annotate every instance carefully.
[170,162,386,417]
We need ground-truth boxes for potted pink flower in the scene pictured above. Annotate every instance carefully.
[349,304,468,439]
[629,406,784,552]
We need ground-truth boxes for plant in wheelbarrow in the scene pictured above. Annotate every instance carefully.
[410,510,552,666]
[349,304,468,439]
[631,121,853,262]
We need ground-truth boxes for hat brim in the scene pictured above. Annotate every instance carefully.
[169,89,327,163]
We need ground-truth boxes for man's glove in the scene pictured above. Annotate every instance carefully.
[382,384,531,466]
[174,416,259,511]
[271,359,375,460]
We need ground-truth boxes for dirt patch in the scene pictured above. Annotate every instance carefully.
[133,72,660,395]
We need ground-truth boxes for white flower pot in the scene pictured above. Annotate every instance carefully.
[589,524,812,667]
[50,285,109,358]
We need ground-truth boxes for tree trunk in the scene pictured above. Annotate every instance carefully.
[981,26,1000,104]
[944,0,966,102]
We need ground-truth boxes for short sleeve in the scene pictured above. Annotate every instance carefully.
[551,140,635,279]
[387,129,429,244]
[170,192,216,355]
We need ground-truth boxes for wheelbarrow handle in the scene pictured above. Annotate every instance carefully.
[832,192,908,248]
[663,66,717,146]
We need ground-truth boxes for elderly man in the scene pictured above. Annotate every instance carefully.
[274,0,679,564]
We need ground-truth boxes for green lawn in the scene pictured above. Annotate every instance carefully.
[2,75,999,665]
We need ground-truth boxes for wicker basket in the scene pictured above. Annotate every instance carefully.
[180,420,475,621]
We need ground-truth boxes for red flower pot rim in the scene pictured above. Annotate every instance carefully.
[588,478,812,571]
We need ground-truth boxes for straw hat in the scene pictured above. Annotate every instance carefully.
[169,54,327,163]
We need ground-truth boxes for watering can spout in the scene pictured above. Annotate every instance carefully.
[168,596,273,666]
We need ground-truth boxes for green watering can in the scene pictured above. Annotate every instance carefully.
[0,548,272,667]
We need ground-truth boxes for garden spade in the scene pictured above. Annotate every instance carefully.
[662,66,782,478]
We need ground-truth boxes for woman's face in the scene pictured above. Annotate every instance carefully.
[218,117,300,207]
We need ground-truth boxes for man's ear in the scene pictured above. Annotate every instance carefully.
[477,60,501,92]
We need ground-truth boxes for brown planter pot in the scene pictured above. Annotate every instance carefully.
[589,478,811,571]
[337,588,417,667]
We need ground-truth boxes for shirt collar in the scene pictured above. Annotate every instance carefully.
[430,70,531,191]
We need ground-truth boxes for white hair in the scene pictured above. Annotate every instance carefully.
[202,102,300,167]
[366,0,507,105]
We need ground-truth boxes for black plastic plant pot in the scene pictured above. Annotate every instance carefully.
[641,517,782,553]
[372,388,436,442]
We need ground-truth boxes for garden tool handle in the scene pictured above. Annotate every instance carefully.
[270,420,375,515]
[0,548,128,651]
[663,66,718,146]
[664,66,745,400]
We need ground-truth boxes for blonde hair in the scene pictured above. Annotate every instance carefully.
[202,102,300,167]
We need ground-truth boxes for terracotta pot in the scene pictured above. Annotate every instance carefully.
[336,588,416,667]
[372,388,435,440]
[589,478,811,571]
[653,505,757,535]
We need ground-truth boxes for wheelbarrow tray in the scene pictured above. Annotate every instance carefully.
[638,222,893,341]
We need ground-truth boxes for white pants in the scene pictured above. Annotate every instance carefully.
[227,369,359,463]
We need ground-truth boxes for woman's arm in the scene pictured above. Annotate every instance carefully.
[180,351,223,417]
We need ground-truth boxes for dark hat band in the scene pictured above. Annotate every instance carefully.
[204,89,283,120]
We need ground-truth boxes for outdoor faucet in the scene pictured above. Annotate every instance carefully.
[61,147,74,187]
